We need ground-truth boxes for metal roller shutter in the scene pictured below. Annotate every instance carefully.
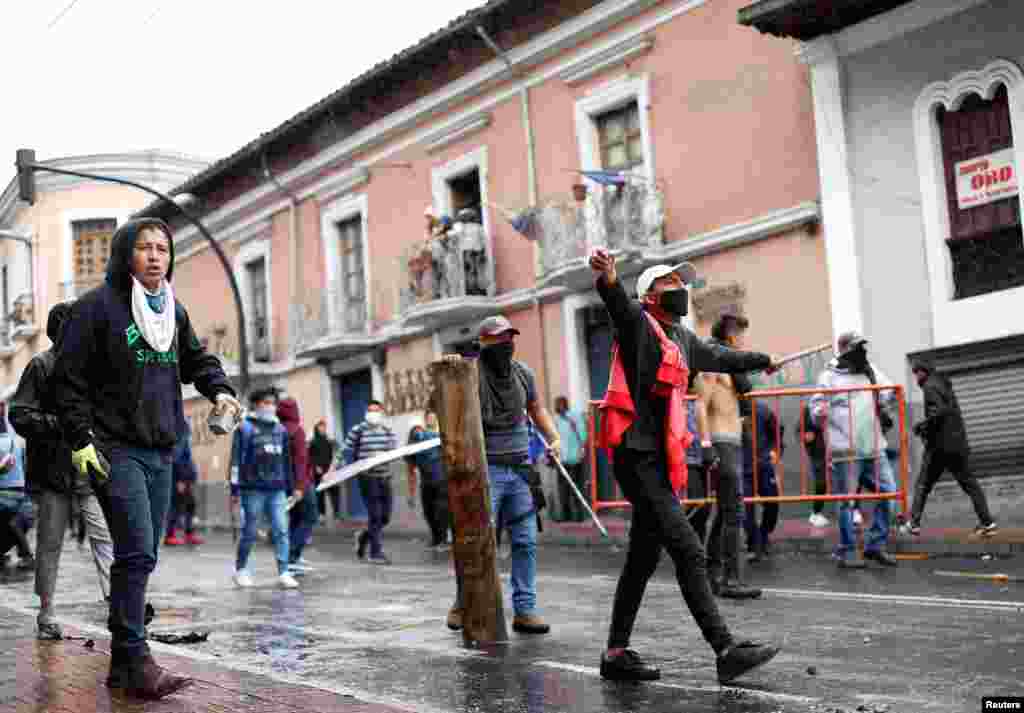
[950,365,1024,479]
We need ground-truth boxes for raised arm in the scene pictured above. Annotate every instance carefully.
[685,331,773,375]
[590,249,646,349]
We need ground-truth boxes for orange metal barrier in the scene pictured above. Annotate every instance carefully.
[587,385,910,518]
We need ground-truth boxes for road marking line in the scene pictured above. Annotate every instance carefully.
[535,661,819,703]
[933,570,1022,583]
[764,587,1024,612]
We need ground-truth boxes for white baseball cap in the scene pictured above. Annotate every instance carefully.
[636,262,698,299]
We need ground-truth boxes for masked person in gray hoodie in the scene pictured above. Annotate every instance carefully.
[10,302,113,640]
[810,331,898,569]
[53,218,240,700]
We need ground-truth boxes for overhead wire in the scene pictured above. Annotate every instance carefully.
[46,0,82,30]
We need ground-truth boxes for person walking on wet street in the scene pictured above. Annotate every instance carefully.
[309,419,339,523]
[164,421,202,547]
[553,396,588,523]
[9,302,113,640]
[697,313,763,599]
[279,396,316,575]
[0,412,34,571]
[902,360,998,538]
[589,249,780,684]
[406,411,449,550]
[344,400,398,565]
[231,388,299,590]
[446,315,561,635]
[53,217,241,700]
[810,331,899,569]
[800,400,831,529]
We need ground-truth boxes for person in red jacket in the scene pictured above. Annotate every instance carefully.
[278,396,315,575]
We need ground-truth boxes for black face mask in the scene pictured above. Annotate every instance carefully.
[480,342,515,376]
[658,287,689,317]
[842,346,869,372]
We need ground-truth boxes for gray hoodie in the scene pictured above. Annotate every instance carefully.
[810,358,896,461]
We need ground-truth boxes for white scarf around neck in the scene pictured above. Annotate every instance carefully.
[131,276,176,353]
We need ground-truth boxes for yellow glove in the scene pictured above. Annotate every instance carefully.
[71,444,110,484]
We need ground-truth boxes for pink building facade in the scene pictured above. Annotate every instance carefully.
[149,0,831,521]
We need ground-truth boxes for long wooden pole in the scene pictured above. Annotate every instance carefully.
[429,357,508,645]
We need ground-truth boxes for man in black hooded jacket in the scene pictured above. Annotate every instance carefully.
[10,302,113,641]
[903,360,997,537]
[53,217,240,700]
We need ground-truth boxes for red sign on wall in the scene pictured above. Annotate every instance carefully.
[955,148,1019,210]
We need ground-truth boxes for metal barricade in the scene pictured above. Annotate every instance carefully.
[587,385,910,518]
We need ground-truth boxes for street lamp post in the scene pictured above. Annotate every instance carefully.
[13,152,250,397]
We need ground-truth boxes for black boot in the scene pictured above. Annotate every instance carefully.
[717,578,762,600]
[600,650,660,681]
[717,640,780,684]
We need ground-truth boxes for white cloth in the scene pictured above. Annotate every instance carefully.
[131,276,176,353]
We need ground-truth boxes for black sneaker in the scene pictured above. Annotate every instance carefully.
[367,554,391,566]
[864,550,899,567]
[354,529,367,560]
[600,650,660,681]
[716,640,780,684]
[974,522,998,537]
[717,579,762,600]
[16,554,35,571]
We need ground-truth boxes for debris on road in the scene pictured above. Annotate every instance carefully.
[149,631,210,645]
[806,665,818,675]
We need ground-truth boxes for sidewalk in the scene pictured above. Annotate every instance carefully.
[0,610,409,713]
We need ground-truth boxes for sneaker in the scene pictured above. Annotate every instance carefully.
[278,572,300,589]
[852,510,864,527]
[367,554,392,566]
[256,528,269,540]
[37,618,63,641]
[974,522,999,537]
[164,532,184,547]
[808,513,830,528]
[354,529,367,560]
[318,515,326,526]
[837,556,867,569]
[184,533,204,546]
[109,654,194,700]
[233,570,254,588]
[898,522,921,536]
[446,607,463,631]
[717,579,763,600]
[716,640,780,684]
[864,549,899,567]
[512,614,550,634]
[600,649,660,681]
[16,554,36,571]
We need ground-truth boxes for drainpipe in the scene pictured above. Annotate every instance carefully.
[261,150,301,355]
[476,26,552,406]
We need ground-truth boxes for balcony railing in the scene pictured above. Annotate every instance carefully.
[397,221,495,327]
[537,181,666,288]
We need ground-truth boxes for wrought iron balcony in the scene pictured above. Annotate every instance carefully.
[537,181,666,290]
[397,221,495,329]
[292,278,374,358]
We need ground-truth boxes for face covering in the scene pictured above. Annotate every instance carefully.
[480,342,515,376]
[658,287,689,317]
[255,406,277,421]
[842,346,869,372]
[365,411,385,426]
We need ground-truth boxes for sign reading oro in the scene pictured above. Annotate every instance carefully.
[955,147,1019,210]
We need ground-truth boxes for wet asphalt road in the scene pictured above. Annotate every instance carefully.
[2,531,1022,713]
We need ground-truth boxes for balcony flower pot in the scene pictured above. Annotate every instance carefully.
[572,183,588,202]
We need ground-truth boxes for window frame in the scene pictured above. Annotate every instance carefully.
[61,209,130,300]
[319,192,370,334]
[233,237,274,355]
[574,73,654,183]
[596,102,644,172]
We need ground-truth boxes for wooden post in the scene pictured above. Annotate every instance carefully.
[429,357,508,645]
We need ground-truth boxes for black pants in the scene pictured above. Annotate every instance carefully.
[707,442,743,581]
[557,461,588,522]
[686,464,710,543]
[606,447,732,653]
[166,481,197,536]
[421,479,450,546]
[314,468,341,517]
[810,456,827,514]
[910,449,993,527]
[1,508,33,559]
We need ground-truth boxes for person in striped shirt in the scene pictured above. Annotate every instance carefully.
[344,400,398,565]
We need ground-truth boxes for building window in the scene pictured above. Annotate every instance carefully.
[337,215,366,331]
[938,85,1024,300]
[72,218,116,295]
[245,256,270,361]
[597,102,643,171]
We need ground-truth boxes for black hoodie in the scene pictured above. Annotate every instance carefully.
[53,218,234,453]
[10,302,75,493]
[912,361,968,455]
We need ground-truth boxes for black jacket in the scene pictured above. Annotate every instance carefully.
[596,277,772,452]
[53,218,235,452]
[799,402,827,464]
[10,304,75,494]
[918,373,969,455]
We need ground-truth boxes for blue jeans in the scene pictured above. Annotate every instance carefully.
[289,486,318,562]
[237,490,290,575]
[490,464,537,616]
[831,457,896,557]
[744,463,779,551]
[357,477,393,558]
[101,445,173,657]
